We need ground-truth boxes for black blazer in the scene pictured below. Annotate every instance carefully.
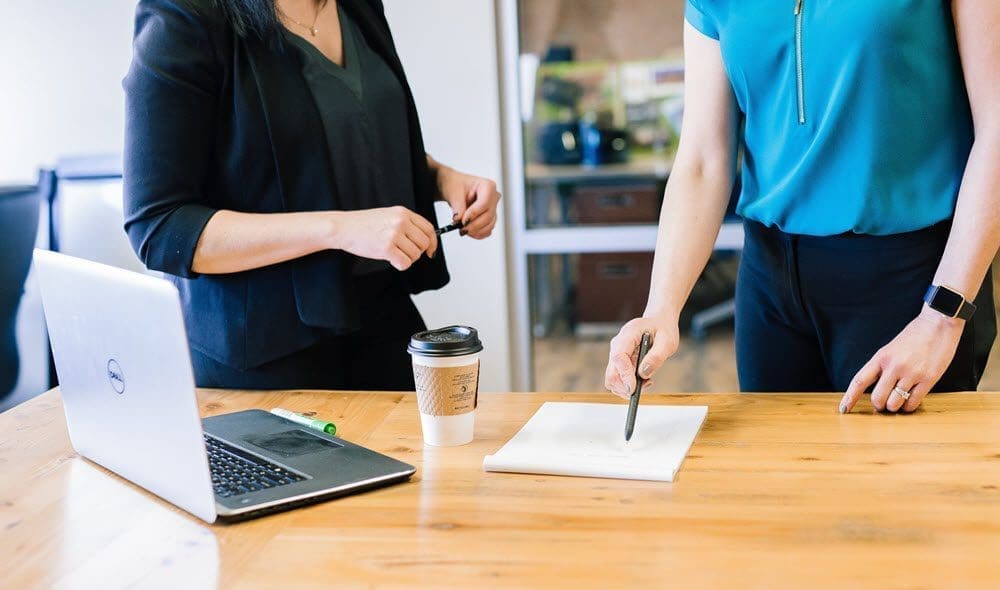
[123,0,449,370]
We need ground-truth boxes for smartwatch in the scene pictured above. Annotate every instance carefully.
[923,284,976,321]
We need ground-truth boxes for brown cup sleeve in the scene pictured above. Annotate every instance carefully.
[413,360,480,416]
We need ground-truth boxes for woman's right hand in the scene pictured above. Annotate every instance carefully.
[604,316,680,399]
[332,206,439,271]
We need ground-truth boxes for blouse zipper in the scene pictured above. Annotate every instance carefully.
[794,0,806,125]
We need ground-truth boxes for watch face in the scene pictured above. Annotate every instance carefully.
[930,286,964,315]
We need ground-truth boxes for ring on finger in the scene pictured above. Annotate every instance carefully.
[891,385,911,401]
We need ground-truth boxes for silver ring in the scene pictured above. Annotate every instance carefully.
[892,386,911,401]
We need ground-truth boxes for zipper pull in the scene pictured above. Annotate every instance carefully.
[795,0,803,15]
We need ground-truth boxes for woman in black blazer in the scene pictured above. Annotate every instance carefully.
[123,0,501,390]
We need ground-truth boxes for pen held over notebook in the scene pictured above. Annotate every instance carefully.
[625,331,652,442]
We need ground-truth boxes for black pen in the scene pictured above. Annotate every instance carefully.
[436,220,464,236]
[625,331,652,442]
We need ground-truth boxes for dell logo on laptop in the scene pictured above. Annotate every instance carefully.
[107,359,125,394]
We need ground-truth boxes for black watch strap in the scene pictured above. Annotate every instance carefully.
[924,285,976,321]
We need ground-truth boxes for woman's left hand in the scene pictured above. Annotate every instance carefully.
[436,166,501,239]
[840,306,965,414]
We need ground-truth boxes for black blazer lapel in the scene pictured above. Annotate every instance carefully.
[338,0,450,293]
[243,39,361,333]
[243,39,337,214]
[338,0,430,187]
[338,0,404,79]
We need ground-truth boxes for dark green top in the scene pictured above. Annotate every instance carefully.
[284,6,415,273]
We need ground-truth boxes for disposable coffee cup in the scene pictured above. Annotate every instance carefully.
[408,326,483,446]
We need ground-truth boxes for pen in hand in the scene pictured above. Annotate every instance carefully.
[624,331,652,442]
[436,220,464,236]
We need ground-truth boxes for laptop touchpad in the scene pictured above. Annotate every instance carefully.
[243,429,343,458]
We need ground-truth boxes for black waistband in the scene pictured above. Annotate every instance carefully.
[743,219,951,251]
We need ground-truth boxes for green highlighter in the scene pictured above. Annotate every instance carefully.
[270,407,337,436]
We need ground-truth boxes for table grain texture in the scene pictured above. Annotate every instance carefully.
[1,389,999,589]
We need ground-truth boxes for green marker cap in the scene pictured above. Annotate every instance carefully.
[271,408,337,437]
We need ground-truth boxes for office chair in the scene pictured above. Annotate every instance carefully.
[0,182,41,399]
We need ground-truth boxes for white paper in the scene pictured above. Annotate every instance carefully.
[483,402,708,482]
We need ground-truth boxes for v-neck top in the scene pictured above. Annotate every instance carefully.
[685,0,973,237]
[284,6,416,272]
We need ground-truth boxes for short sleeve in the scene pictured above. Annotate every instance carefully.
[685,0,720,40]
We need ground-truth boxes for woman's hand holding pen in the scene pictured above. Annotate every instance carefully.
[604,315,680,399]
[435,165,501,239]
[329,206,438,271]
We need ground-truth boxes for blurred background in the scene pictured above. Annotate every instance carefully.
[2,0,998,412]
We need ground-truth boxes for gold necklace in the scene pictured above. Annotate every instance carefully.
[277,1,327,36]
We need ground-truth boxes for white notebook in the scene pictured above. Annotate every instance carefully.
[483,402,708,482]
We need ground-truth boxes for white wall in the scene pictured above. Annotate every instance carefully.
[0,0,135,184]
[2,0,512,397]
[1,1,136,410]
[384,0,512,392]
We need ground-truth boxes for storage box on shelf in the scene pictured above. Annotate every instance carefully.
[575,252,654,335]
[571,183,660,225]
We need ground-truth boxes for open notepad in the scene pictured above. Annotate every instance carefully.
[483,402,708,482]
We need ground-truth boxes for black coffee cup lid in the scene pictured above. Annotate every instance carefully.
[408,326,483,357]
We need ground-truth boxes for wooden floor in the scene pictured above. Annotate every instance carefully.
[535,262,1000,392]
[535,329,733,392]
[534,327,1000,392]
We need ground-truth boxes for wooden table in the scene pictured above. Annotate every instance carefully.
[2,390,999,589]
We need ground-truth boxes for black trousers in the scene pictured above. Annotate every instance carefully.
[735,220,996,392]
[191,272,425,391]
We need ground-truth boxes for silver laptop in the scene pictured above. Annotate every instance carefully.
[33,249,415,523]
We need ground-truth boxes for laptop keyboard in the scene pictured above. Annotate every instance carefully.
[204,434,305,498]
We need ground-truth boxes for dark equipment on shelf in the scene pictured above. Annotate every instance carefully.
[537,122,583,165]
[539,75,584,108]
[580,118,630,167]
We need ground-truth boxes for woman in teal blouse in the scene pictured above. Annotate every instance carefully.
[605,1,1000,414]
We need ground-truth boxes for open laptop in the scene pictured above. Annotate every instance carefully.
[33,249,416,523]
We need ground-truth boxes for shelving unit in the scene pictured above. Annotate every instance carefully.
[498,0,743,391]
[525,158,674,183]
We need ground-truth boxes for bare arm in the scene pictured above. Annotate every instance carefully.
[931,0,1000,299]
[190,140,505,278]
[191,207,438,275]
[190,153,503,274]
[192,210,337,274]
[191,151,508,274]
[645,22,742,321]
[605,22,740,397]
[840,0,1000,413]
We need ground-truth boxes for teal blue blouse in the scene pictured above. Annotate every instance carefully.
[686,0,973,236]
